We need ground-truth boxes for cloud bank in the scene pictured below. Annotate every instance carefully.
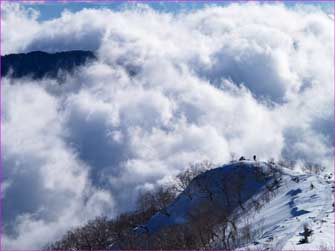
[1,2,333,249]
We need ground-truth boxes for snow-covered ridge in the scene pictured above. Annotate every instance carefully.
[136,161,334,250]
[141,161,278,233]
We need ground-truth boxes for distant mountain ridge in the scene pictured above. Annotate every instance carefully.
[1,50,96,79]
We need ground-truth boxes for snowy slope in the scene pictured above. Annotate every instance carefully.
[237,170,334,250]
[139,161,334,250]
[139,161,278,234]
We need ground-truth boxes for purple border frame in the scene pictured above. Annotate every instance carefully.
[0,0,334,2]
[0,0,333,250]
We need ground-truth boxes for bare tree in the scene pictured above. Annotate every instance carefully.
[299,224,313,244]
[46,217,114,250]
[173,161,212,199]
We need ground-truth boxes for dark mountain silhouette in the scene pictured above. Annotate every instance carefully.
[1,50,96,79]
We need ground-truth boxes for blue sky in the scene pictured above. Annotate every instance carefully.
[17,1,334,21]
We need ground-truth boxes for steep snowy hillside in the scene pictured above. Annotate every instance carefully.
[139,161,279,234]
[134,161,334,250]
[235,168,334,250]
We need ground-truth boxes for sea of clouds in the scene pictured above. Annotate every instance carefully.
[1,2,334,249]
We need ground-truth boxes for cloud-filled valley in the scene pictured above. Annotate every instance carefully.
[1,2,334,249]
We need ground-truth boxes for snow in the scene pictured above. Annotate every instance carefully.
[140,161,334,250]
[142,161,276,234]
[235,166,334,250]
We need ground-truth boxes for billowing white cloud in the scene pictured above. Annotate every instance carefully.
[2,81,115,249]
[1,2,333,249]
[1,2,42,55]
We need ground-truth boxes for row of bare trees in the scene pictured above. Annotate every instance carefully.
[46,161,211,250]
